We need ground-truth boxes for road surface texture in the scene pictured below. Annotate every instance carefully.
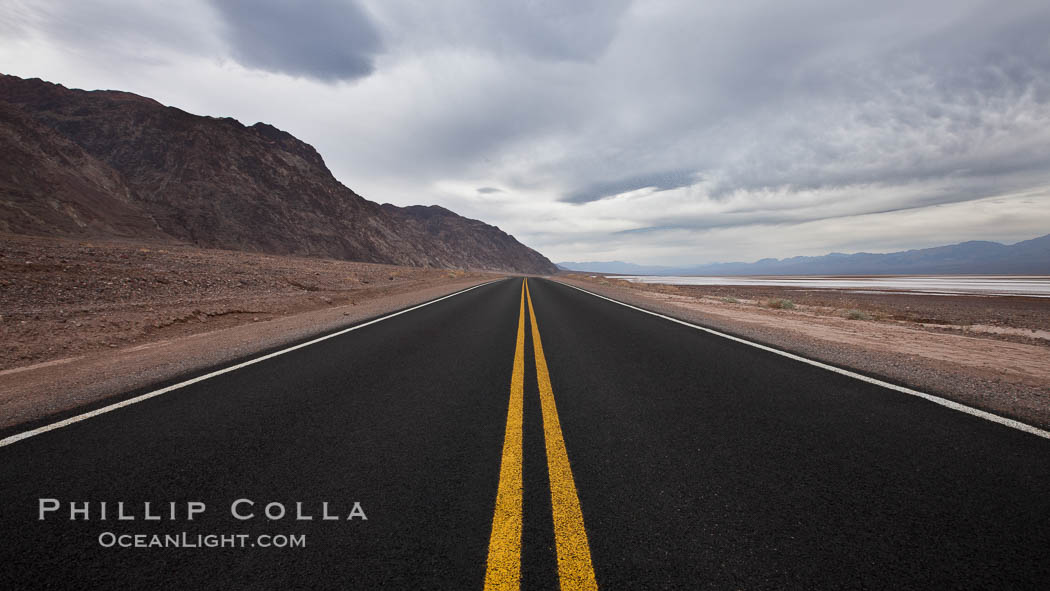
[1,278,1048,589]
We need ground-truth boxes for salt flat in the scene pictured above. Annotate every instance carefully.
[617,275,1050,296]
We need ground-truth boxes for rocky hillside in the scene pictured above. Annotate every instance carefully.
[0,74,556,274]
[0,100,168,240]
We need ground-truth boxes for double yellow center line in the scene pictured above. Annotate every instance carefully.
[484,279,598,590]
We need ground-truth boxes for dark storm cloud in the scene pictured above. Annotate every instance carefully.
[476,187,503,194]
[563,170,700,204]
[210,0,381,81]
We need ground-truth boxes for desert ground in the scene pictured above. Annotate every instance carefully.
[0,233,499,369]
[557,273,1050,429]
[0,233,498,430]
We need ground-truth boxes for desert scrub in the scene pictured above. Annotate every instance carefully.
[767,298,795,310]
[845,309,871,320]
[721,296,739,304]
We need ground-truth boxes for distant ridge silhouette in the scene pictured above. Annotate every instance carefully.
[559,234,1050,275]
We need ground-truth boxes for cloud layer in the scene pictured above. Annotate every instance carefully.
[211,0,381,81]
[2,0,1049,264]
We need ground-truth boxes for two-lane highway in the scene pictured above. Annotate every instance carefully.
[1,277,1048,589]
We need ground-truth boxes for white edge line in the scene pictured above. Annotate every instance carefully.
[0,280,502,448]
[554,280,1050,440]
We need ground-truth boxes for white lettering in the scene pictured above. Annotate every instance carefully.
[264,502,286,520]
[38,498,59,520]
[70,501,89,520]
[187,501,206,520]
[348,502,367,520]
[231,499,254,520]
[322,502,338,520]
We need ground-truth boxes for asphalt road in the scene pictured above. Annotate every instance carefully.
[1,277,1048,589]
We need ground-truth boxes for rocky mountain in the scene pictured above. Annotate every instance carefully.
[560,234,1050,275]
[0,100,167,240]
[0,74,556,274]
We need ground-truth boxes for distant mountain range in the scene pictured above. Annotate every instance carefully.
[559,234,1050,275]
[0,74,557,274]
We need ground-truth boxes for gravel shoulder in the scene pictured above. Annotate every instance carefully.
[555,274,1050,431]
[0,234,501,432]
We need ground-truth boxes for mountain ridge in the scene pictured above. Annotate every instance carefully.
[0,74,557,274]
[559,234,1050,275]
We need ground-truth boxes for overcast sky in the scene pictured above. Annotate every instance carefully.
[2,0,1049,264]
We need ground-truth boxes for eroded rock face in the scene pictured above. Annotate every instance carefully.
[0,100,168,240]
[0,74,557,274]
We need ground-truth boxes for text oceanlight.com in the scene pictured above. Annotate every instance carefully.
[97,532,306,549]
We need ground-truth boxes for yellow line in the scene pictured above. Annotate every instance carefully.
[484,280,527,590]
[525,279,599,591]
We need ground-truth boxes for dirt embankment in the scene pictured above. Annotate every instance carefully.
[0,234,502,430]
[557,274,1050,430]
[1,233,501,369]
